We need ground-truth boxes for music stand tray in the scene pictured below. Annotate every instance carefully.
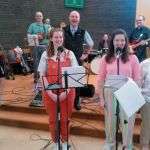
[42,66,87,90]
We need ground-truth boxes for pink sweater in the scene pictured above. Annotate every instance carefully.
[97,55,141,82]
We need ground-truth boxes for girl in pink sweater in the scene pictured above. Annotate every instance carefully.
[96,29,141,150]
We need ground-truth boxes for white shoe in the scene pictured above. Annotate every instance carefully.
[50,143,58,150]
[62,142,70,150]
[102,143,115,150]
[102,144,111,150]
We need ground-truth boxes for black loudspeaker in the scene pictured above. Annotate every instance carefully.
[79,84,95,97]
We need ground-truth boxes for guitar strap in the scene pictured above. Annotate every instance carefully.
[42,24,47,39]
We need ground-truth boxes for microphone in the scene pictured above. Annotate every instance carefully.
[57,46,64,53]
[56,46,64,60]
[116,47,123,58]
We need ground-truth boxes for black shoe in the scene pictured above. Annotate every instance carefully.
[34,72,40,83]
[29,92,43,107]
[74,97,81,110]
[29,99,43,107]
[74,105,81,110]
[34,78,38,83]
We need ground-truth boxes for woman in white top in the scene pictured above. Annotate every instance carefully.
[38,28,78,150]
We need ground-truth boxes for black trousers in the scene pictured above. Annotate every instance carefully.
[74,60,82,108]
[74,87,81,107]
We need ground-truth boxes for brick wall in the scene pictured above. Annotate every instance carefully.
[0,0,136,49]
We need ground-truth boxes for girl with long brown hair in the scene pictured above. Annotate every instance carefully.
[38,28,78,149]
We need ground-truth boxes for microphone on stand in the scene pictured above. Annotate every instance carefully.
[56,46,64,60]
[116,47,123,59]
[57,46,64,53]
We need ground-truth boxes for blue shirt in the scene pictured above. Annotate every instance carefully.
[27,22,49,45]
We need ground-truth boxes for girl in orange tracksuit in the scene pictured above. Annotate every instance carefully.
[38,28,78,149]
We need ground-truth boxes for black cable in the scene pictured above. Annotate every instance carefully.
[71,118,100,130]
[30,133,80,150]
[70,120,85,129]
[0,86,34,105]
[69,135,77,150]
[0,87,34,96]
[29,133,52,150]
[80,97,101,114]
[0,98,32,105]
[81,105,100,114]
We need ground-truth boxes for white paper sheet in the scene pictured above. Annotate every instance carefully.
[62,66,87,88]
[114,78,146,118]
[27,34,39,46]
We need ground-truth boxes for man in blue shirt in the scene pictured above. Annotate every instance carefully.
[27,12,49,45]
[27,11,49,107]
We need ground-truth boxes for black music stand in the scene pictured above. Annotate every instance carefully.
[42,66,87,150]
[103,48,125,150]
[115,49,128,150]
[116,55,120,150]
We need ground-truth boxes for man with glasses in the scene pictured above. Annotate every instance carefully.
[130,15,150,62]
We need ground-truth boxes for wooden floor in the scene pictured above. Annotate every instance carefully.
[0,74,97,106]
[0,74,141,144]
[0,74,34,107]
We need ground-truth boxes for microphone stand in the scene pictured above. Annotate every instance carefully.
[116,53,120,150]
[56,51,62,150]
[56,47,70,150]
[64,71,70,150]
[43,61,88,150]
[115,50,128,150]
[42,46,78,150]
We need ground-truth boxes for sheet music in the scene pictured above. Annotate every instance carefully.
[27,34,39,46]
[114,78,146,118]
[62,66,87,88]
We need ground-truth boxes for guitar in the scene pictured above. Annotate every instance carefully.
[129,38,150,54]
[37,32,45,40]
[130,38,150,49]
[20,55,31,74]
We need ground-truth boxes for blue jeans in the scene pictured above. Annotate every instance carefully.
[32,45,47,77]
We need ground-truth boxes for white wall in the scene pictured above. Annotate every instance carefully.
[136,0,150,27]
